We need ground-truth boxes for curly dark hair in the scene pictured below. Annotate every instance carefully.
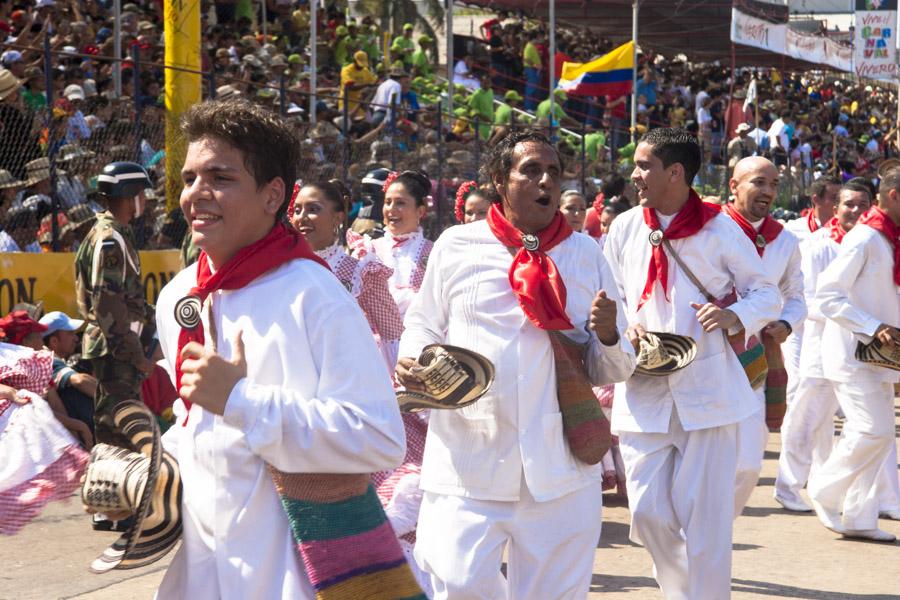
[639,127,700,185]
[480,129,564,201]
[180,98,302,217]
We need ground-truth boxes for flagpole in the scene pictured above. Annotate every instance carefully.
[631,0,639,143]
[549,0,556,137]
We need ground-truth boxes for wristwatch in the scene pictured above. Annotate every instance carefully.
[778,319,792,335]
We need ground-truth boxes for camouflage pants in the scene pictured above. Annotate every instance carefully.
[90,356,145,445]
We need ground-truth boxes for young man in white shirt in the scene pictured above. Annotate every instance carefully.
[153,99,408,597]
[722,156,806,518]
[775,182,871,512]
[397,130,636,599]
[808,169,900,542]
[603,128,780,599]
[785,176,841,242]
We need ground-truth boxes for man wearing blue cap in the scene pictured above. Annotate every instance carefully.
[40,310,96,433]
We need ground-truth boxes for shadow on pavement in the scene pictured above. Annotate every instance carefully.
[590,573,658,593]
[597,520,640,549]
[732,578,900,599]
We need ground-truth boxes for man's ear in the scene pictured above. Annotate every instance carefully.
[265,177,286,215]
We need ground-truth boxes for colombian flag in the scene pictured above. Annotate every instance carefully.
[558,41,634,97]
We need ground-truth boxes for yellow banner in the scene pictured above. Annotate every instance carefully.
[0,250,182,317]
[164,0,202,212]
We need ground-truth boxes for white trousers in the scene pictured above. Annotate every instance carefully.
[775,376,838,501]
[734,402,768,518]
[877,440,900,512]
[414,479,603,600]
[808,380,895,530]
[619,410,738,600]
[782,333,801,404]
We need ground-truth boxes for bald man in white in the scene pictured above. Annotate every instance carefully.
[724,157,805,518]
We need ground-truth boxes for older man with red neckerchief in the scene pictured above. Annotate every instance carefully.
[603,128,780,600]
[808,168,900,543]
[397,130,635,599]
[723,156,807,520]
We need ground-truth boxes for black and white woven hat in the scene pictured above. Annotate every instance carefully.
[397,344,495,413]
[82,400,182,573]
[856,338,900,371]
[634,332,698,377]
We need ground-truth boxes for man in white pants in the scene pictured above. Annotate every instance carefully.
[781,176,841,406]
[397,130,636,599]
[808,168,900,542]
[775,181,871,512]
[604,128,780,599]
[722,156,806,518]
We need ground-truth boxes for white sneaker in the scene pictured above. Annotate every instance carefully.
[879,509,900,520]
[840,528,897,542]
[774,493,813,513]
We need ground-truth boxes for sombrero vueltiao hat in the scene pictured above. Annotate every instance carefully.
[855,338,900,371]
[877,157,900,179]
[397,344,494,413]
[634,332,697,377]
[81,400,182,573]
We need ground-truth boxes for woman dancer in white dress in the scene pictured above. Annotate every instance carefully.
[290,180,404,371]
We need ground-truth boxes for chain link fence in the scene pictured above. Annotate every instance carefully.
[3,38,793,255]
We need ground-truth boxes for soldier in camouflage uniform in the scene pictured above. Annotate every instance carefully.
[75,161,154,446]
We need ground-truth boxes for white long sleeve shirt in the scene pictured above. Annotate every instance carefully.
[155,259,406,600]
[799,228,839,378]
[784,215,822,244]
[818,223,900,384]
[398,220,636,503]
[758,227,806,332]
[603,206,782,434]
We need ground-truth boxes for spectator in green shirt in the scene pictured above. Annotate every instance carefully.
[467,72,494,140]
[536,89,578,128]
[391,23,416,68]
[21,67,46,110]
[412,35,433,78]
[522,29,542,110]
[333,25,351,66]
[584,126,607,163]
[489,89,523,145]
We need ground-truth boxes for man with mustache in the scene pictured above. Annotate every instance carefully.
[397,130,635,598]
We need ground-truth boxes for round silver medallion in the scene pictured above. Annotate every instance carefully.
[174,295,202,329]
[521,233,540,251]
[755,234,767,249]
[648,229,664,247]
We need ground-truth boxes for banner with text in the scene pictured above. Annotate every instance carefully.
[0,250,182,318]
[731,8,852,72]
[854,0,898,80]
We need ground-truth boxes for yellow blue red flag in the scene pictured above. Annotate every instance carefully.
[558,41,634,97]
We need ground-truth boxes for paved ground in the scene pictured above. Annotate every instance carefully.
[4,402,899,599]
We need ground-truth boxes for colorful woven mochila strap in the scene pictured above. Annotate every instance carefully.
[268,470,427,600]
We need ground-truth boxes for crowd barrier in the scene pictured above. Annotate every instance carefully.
[0,250,181,317]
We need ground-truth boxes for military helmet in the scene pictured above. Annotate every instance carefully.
[97,161,152,200]
[358,167,390,222]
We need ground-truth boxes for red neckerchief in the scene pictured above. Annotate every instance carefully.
[825,216,847,244]
[807,210,820,233]
[638,189,719,310]
[175,223,329,423]
[486,203,574,330]
[721,203,784,257]
[858,206,900,286]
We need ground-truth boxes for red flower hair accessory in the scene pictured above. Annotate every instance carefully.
[382,171,399,193]
[454,180,478,223]
[286,181,301,218]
